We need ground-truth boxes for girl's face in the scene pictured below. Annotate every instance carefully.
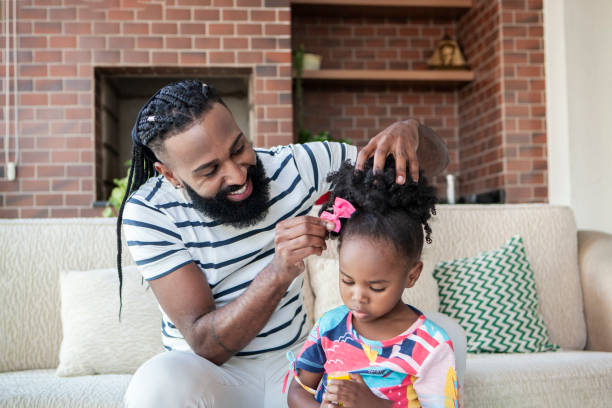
[338,234,422,325]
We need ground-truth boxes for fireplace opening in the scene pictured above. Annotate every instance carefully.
[94,67,252,203]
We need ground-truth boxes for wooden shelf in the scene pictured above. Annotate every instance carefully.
[291,0,472,17]
[295,69,474,84]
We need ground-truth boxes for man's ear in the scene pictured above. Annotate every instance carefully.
[406,261,423,289]
[154,161,180,188]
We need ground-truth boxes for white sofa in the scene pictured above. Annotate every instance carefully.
[1,204,612,407]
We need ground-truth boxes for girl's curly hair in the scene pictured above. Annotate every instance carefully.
[320,156,437,263]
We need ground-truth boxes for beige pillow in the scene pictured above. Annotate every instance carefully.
[57,265,163,376]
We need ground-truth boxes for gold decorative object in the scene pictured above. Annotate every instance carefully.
[428,35,468,70]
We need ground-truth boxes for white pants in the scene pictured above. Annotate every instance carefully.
[124,314,465,408]
[124,341,303,408]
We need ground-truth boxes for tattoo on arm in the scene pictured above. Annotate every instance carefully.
[211,313,238,355]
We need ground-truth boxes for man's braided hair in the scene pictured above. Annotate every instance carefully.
[116,80,225,315]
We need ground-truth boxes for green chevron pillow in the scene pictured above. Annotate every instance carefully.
[433,235,559,353]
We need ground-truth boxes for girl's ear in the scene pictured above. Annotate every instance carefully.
[405,261,423,288]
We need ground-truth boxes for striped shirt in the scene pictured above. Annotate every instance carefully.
[123,141,357,356]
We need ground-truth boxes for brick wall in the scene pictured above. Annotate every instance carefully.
[457,0,504,198]
[295,0,547,203]
[0,0,547,218]
[0,0,292,218]
[499,0,547,202]
[457,0,547,202]
[293,14,461,177]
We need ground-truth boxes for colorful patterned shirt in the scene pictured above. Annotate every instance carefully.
[295,305,459,408]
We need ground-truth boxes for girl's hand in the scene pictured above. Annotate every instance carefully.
[321,374,394,408]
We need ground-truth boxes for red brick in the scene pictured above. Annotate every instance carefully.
[34,22,61,34]
[193,9,220,20]
[180,23,207,35]
[51,208,79,217]
[50,65,77,77]
[66,194,94,206]
[20,93,48,105]
[237,51,263,63]
[108,9,134,20]
[166,37,192,49]
[79,36,106,49]
[109,37,135,49]
[21,208,50,218]
[35,194,63,206]
[5,194,34,207]
[265,51,291,63]
[153,51,179,64]
[64,22,91,35]
[123,23,149,35]
[180,52,206,64]
[67,165,93,177]
[223,38,248,49]
[222,9,248,20]
[194,37,221,49]
[123,51,149,63]
[152,23,178,35]
[209,23,234,35]
[267,106,291,119]
[251,10,275,21]
[209,51,235,64]
[64,50,91,64]
[239,0,263,5]
[21,180,50,192]
[252,37,276,49]
[265,24,290,36]
[237,24,262,36]
[166,8,192,20]
[66,137,92,149]
[36,137,66,149]
[137,4,163,20]
[49,36,77,48]
[47,3,76,19]
[19,64,47,77]
[18,8,47,20]
[137,37,163,49]
[51,179,79,191]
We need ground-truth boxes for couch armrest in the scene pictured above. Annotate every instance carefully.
[578,230,612,351]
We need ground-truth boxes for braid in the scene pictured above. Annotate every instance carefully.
[115,80,225,318]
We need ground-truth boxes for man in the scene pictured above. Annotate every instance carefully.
[119,80,451,407]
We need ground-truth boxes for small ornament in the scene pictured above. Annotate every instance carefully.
[428,35,469,70]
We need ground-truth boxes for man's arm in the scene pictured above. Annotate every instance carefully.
[355,119,450,183]
[148,216,333,365]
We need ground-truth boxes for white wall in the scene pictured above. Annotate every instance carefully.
[545,0,612,234]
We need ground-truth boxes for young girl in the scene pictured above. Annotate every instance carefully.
[286,157,458,408]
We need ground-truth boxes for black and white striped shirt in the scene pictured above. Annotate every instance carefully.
[123,142,357,356]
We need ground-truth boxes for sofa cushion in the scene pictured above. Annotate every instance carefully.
[464,351,612,407]
[305,205,585,350]
[0,218,134,372]
[0,369,130,408]
[433,235,558,353]
[57,266,163,376]
[421,205,585,350]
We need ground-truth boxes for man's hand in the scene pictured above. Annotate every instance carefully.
[269,216,334,285]
[321,374,394,408]
[355,119,449,184]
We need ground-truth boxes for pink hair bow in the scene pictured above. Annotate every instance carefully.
[320,197,356,233]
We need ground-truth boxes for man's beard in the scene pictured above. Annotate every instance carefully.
[183,157,270,228]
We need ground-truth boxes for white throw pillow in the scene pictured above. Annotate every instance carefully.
[57,265,163,376]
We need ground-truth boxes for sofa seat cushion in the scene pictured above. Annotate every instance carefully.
[0,370,130,408]
[464,351,612,407]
